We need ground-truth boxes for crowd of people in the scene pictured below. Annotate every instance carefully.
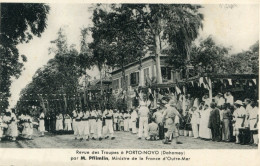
[0,91,258,147]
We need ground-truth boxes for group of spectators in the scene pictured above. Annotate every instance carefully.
[0,90,258,147]
[0,109,40,141]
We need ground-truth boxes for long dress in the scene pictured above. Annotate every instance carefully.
[7,113,18,138]
[39,112,45,132]
[199,109,212,139]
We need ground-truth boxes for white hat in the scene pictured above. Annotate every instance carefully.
[235,100,243,105]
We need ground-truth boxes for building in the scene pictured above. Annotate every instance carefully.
[111,55,181,107]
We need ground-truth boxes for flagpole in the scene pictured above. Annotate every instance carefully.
[208,77,213,102]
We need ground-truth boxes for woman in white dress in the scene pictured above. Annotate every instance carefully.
[39,110,45,136]
[64,114,72,131]
[7,109,18,141]
[199,104,212,140]
[56,113,64,132]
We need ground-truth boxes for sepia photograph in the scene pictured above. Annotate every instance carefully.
[0,2,259,151]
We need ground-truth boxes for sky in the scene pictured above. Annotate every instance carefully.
[8,3,259,108]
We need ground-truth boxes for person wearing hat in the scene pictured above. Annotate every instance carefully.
[130,107,138,134]
[96,107,103,141]
[244,98,252,144]
[162,100,181,144]
[221,103,232,142]
[233,100,247,144]
[249,100,259,146]
[38,109,45,137]
[202,94,211,107]
[190,106,200,139]
[224,92,234,106]
[216,93,225,107]
[103,106,115,140]
[75,108,83,140]
[208,102,221,142]
[82,108,90,141]
[123,111,130,132]
[113,109,119,131]
[138,101,150,140]
[7,109,18,141]
[199,103,212,140]
[153,102,165,140]
[89,108,98,140]
[64,113,72,131]
[72,108,78,139]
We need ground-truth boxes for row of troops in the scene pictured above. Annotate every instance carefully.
[67,98,182,145]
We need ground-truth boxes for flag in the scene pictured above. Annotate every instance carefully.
[228,79,232,85]
[199,77,204,87]
[175,86,181,94]
[252,79,256,85]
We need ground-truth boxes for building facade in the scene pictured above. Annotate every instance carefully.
[111,55,182,107]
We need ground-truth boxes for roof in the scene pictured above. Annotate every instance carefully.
[151,73,258,88]
[111,55,168,75]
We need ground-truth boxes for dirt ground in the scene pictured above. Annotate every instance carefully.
[0,129,258,149]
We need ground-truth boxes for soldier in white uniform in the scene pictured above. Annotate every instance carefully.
[82,108,90,141]
[103,107,115,139]
[138,101,149,140]
[72,109,77,131]
[113,110,119,131]
[233,100,246,144]
[123,111,130,132]
[75,108,83,140]
[162,100,182,144]
[249,100,259,146]
[96,108,103,141]
[89,108,98,140]
[130,108,138,134]
[39,109,45,137]
[72,109,78,139]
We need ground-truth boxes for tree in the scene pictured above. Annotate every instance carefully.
[0,3,50,111]
[189,36,229,74]
[109,4,204,83]
[16,28,92,114]
[224,41,259,74]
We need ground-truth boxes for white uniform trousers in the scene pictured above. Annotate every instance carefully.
[124,119,129,131]
[138,117,148,138]
[192,123,199,138]
[132,121,137,134]
[39,120,45,132]
[74,121,80,137]
[82,120,89,139]
[104,119,114,137]
[96,119,103,138]
[72,119,76,131]
[89,119,97,138]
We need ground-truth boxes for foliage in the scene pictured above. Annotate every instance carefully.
[16,28,92,114]
[0,3,50,111]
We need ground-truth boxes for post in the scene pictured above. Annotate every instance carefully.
[208,78,213,102]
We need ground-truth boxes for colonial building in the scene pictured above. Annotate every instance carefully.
[111,55,183,106]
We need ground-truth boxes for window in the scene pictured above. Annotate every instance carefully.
[113,79,120,90]
[161,67,172,80]
[121,75,129,88]
[143,68,150,85]
[130,72,139,86]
